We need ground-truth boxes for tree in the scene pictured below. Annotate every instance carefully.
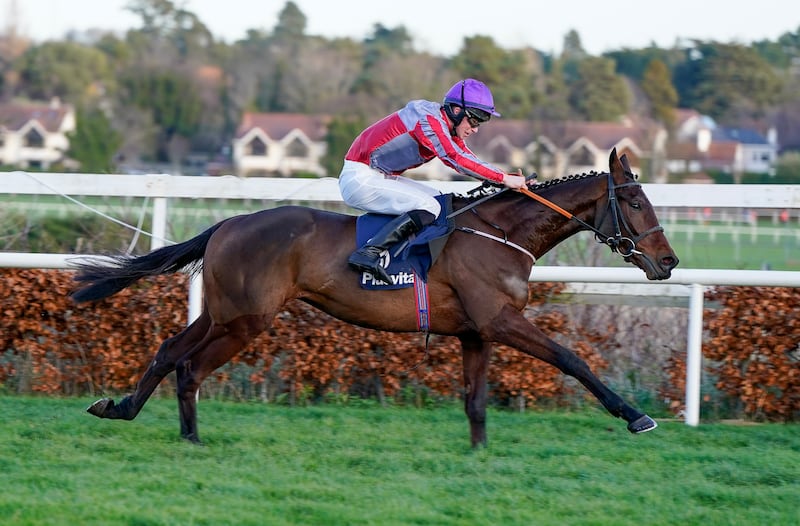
[561,29,587,61]
[353,23,415,97]
[273,1,307,44]
[275,37,363,114]
[67,107,122,173]
[321,116,366,176]
[15,41,113,103]
[673,41,784,122]
[125,0,214,64]
[451,36,542,119]
[605,46,685,81]
[356,52,450,117]
[568,57,630,121]
[560,29,588,83]
[641,59,678,127]
[535,58,571,121]
[0,0,30,99]
[753,26,800,69]
[120,70,202,161]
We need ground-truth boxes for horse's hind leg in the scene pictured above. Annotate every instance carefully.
[460,333,493,448]
[174,314,266,443]
[87,310,212,421]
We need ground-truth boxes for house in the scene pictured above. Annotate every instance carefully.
[716,127,776,174]
[667,109,778,178]
[232,112,330,177]
[231,111,663,181]
[0,98,76,169]
[409,117,663,181]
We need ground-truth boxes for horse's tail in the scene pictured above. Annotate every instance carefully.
[70,221,227,303]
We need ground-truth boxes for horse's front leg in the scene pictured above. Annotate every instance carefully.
[489,304,657,434]
[459,333,493,448]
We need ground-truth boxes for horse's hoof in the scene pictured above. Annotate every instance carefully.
[182,434,204,446]
[627,414,658,434]
[87,398,113,418]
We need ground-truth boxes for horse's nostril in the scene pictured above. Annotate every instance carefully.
[663,255,678,269]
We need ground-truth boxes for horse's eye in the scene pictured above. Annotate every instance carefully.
[630,201,642,210]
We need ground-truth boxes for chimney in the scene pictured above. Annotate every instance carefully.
[767,127,778,147]
[697,128,711,153]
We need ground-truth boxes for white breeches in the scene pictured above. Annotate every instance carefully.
[338,160,442,217]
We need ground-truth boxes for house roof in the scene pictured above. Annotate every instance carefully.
[539,121,651,150]
[706,141,739,163]
[0,100,72,132]
[466,119,653,152]
[236,112,331,141]
[714,127,769,145]
[667,142,704,160]
[674,108,701,127]
[465,120,536,150]
[667,140,739,163]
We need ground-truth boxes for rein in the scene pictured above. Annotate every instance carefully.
[449,171,663,263]
[517,172,664,258]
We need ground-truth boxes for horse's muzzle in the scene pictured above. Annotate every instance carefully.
[629,252,679,280]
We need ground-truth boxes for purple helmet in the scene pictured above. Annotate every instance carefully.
[443,78,501,118]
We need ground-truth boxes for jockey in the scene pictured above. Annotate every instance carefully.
[339,78,527,283]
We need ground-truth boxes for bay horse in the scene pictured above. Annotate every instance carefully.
[71,148,678,446]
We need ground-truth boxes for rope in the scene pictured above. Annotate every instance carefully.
[18,171,174,248]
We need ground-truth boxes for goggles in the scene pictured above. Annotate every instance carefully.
[464,107,491,128]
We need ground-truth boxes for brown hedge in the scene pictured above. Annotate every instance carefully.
[661,286,800,421]
[0,269,607,407]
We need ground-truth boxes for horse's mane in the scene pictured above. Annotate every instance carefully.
[456,170,612,203]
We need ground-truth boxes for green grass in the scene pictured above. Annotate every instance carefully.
[1,397,797,525]
[663,221,799,270]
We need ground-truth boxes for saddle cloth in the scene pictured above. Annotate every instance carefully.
[355,194,454,290]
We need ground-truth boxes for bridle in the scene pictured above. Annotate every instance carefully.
[513,172,664,259]
[593,171,665,258]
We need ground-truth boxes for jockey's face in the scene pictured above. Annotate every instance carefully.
[452,107,479,139]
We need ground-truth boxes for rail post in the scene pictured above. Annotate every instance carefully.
[685,283,705,426]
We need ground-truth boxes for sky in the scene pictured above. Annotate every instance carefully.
[4,0,800,56]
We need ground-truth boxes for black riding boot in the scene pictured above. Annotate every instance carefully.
[348,210,434,284]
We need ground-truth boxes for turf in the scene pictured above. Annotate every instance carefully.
[1,396,797,525]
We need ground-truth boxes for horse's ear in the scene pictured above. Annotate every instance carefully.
[609,148,622,173]
[620,153,631,173]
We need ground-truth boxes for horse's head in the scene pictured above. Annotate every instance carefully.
[595,148,679,280]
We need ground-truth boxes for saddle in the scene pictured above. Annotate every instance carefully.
[355,194,455,290]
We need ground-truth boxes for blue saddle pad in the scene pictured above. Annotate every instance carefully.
[355,194,454,290]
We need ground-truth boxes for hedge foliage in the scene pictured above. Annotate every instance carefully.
[2,269,798,420]
[661,286,799,421]
[0,269,607,408]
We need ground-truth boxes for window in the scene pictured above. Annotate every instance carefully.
[247,137,267,156]
[25,128,44,148]
[286,138,308,158]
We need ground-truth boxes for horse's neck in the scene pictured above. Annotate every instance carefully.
[510,175,607,258]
